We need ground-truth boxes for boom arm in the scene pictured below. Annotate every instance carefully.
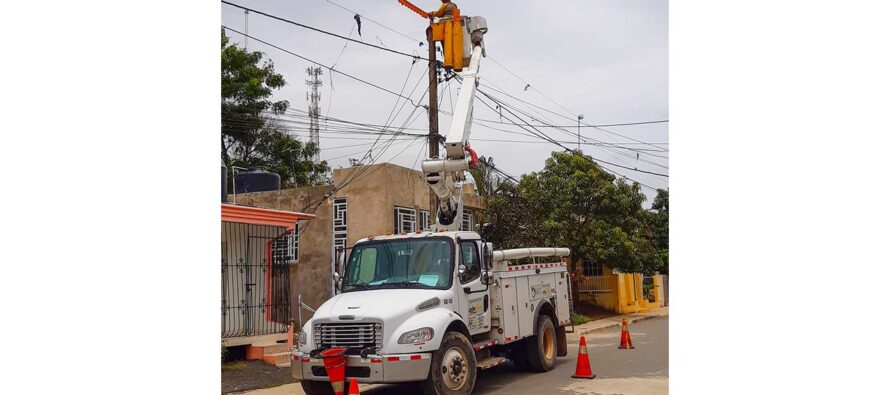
[422,17,488,231]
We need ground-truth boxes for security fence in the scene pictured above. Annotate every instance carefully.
[221,221,293,338]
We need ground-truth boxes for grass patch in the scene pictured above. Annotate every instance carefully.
[222,361,248,371]
[572,313,593,325]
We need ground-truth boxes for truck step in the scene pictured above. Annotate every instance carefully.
[472,339,498,351]
[476,356,508,370]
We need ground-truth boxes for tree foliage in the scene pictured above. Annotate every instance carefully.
[221,31,329,188]
[649,188,669,273]
[484,152,664,274]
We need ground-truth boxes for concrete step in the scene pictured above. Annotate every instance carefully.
[260,343,290,354]
[247,342,289,360]
[263,352,292,366]
[476,356,507,370]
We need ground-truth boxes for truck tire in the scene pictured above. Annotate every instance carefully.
[300,379,334,395]
[526,315,557,372]
[422,331,477,395]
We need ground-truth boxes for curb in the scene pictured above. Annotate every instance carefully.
[573,312,668,337]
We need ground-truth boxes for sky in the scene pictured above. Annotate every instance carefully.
[221,0,668,206]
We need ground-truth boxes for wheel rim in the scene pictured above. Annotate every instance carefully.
[440,346,469,390]
[542,325,555,361]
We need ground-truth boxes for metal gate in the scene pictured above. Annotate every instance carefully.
[642,276,655,302]
[221,222,293,338]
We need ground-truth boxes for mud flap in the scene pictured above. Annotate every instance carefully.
[556,325,568,357]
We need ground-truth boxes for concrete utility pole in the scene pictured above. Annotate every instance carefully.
[426,27,440,224]
[426,27,440,160]
[306,67,323,164]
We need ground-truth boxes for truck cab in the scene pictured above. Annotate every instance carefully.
[293,231,571,395]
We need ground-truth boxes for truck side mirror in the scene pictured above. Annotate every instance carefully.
[482,242,493,269]
[333,272,342,294]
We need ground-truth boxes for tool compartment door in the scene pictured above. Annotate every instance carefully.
[555,271,570,325]
[516,275,534,337]
[497,277,519,342]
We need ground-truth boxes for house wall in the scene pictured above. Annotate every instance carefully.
[228,162,486,325]
[228,185,333,325]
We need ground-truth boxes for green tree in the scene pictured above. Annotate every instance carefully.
[221,30,329,187]
[469,155,499,198]
[517,152,662,274]
[649,188,669,273]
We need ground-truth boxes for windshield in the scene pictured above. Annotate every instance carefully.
[342,238,454,292]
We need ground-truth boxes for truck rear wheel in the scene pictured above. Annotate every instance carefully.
[422,331,476,395]
[300,379,334,395]
[526,315,557,372]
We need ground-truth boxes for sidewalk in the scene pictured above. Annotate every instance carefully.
[569,306,669,338]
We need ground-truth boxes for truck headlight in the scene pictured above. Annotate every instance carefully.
[299,329,308,346]
[398,327,434,344]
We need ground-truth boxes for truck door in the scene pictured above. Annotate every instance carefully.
[456,240,490,336]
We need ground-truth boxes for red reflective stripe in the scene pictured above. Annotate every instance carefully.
[505,284,510,288]
[387,357,400,362]
[410,355,422,360]
[370,358,383,363]
[302,357,310,362]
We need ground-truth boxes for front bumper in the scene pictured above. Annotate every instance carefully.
[291,350,432,383]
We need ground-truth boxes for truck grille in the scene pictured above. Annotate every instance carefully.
[314,322,383,352]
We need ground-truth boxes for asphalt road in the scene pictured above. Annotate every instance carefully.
[361,316,669,395]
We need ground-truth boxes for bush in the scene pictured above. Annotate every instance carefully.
[571,313,592,325]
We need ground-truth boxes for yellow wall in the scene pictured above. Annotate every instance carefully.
[573,260,662,314]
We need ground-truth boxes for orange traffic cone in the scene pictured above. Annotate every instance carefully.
[618,318,635,349]
[571,336,596,379]
[348,378,360,394]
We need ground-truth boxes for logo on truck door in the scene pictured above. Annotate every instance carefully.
[467,297,485,331]
[530,283,554,299]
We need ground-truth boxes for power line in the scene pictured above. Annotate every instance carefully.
[321,0,423,47]
[221,1,421,61]
[480,58,669,154]
[476,91,669,178]
[477,89,669,171]
[221,26,427,108]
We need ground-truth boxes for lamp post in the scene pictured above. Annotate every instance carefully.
[577,114,584,151]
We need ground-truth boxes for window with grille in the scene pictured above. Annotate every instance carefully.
[272,225,299,263]
[333,198,347,252]
[582,259,604,276]
[419,210,431,231]
[393,206,416,234]
[461,210,474,232]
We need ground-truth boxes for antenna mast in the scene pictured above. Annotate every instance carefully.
[305,67,323,164]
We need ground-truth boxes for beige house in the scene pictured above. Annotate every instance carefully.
[229,162,486,325]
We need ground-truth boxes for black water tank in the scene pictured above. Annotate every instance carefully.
[221,164,228,202]
[234,167,280,193]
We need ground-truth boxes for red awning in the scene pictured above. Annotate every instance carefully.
[221,204,316,230]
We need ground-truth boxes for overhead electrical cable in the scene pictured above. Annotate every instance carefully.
[222,1,422,61]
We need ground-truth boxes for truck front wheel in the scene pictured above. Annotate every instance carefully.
[526,315,557,372]
[422,331,477,395]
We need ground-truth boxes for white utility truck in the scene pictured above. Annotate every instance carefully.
[292,13,573,395]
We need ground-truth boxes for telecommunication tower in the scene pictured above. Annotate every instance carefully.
[305,67,323,164]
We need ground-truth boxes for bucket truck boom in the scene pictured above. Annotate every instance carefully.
[422,16,488,230]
